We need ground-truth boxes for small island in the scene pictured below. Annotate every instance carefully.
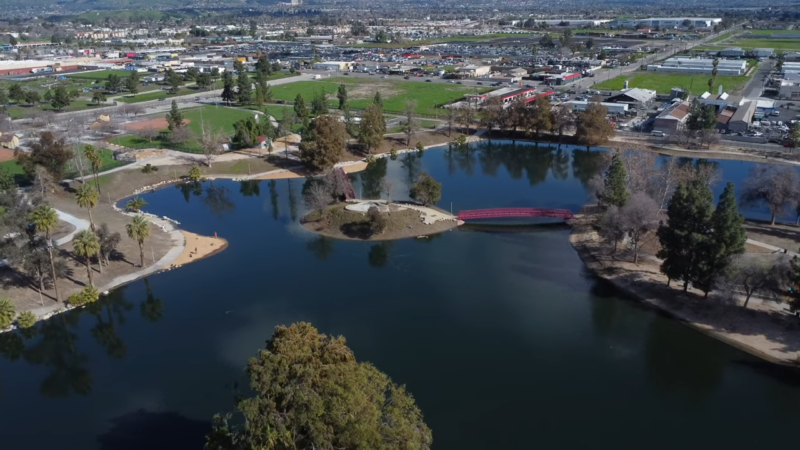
[300,169,458,241]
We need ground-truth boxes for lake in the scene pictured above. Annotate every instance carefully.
[2,141,800,450]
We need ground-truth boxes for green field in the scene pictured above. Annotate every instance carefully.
[708,31,738,44]
[112,106,256,153]
[67,70,133,81]
[1,148,130,185]
[749,29,800,35]
[594,72,750,96]
[729,38,800,51]
[269,78,488,116]
[117,88,196,104]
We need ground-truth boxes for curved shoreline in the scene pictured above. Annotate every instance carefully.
[569,206,800,367]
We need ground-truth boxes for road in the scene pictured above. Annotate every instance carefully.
[742,60,775,98]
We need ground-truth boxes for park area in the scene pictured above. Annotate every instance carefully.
[594,71,751,96]
[112,105,258,153]
[0,147,129,184]
[269,78,489,116]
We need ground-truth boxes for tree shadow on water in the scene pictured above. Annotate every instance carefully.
[97,409,210,450]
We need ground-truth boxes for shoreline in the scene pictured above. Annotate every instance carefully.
[568,205,800,368]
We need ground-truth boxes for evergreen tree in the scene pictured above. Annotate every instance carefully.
[337,84,348,110]
[165,100,184,131]
[597,152,629,209]
[694,182,747,296]
[373,91,383,107]
[294,93,308,120]
[312,89,328,116]
[237,71,252,104]
[221,71,236,105]
[656,179,715,292]
[50,86,71,111]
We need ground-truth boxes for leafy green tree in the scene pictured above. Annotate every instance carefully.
[337,83,348,110]
[526,94,553,139]
[293,93,308,120]
[17,132,74,182]
[75,184,99,230]
[574,101,614,150]
[124,73,139,94]
[0,298,14,329]
[73,229,100,287]
[105,73,121,93]
[125,197,147,212]
[165,100,184,131]
[91,91,106,105]
[598,152,629,209]
[358,103,386,155]
[410,172,442,206]
[24,90,40,105]
[656,178,714,292]
[30,204,61,302]
[232,115,275,148]
[237,71,251,104]
[311,89,328,116]
[0,88,8,110]
[206,322,432,450]
[126,215,151,268]
[51,86,70,111]
[7,83,23,103]
[196,72,212,90]
[221,71,236,105]
[188,165,202,182]
[373,91,383,107]
[299,115,348,172]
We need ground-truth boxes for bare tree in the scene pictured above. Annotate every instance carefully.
[620,192,660,264]
[170,126,193,145]
[599,205,626,254]
[303,181,331,221]
[552,105,574,142]
[725,255,789,308]
[444,107,456,137]
[380,179,394,203]
[402,100,418,146]
[134,126,159,143]
[741,164,800,225]
[32,165,56,200]
[197,121,227,167]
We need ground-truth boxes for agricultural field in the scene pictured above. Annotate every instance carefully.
[594,71,750,96]
[269,78,489,116]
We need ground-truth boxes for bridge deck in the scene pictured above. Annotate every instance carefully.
[457,208,574,221]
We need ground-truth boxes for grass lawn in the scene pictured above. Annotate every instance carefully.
[0,159,28,185]
[247,72,296,81]
[729,38,800,51]
[269,78,488,116]
[708,31,738,43]
[117,88,196,104]
[67,70,133,81]
[594,72,750,95]
[1,148,130,185]
[749,30,800,35]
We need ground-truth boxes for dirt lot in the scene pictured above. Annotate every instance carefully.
[124,117,190,131]
[0,148,14,162]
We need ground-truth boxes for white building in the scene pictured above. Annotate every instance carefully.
[779,80,800,100]
[565,101,628,115]
[312,61,352,71]
[611,17,722,29]
[753,48,774,58]
[647,57,747,75]
[718,47,746,58]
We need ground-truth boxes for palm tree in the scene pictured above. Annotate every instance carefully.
[125,197,147,212]
[126,215,150,268]
[75,184,99,230]
[73,229,100,287]
[29,205,61,303]
[83,145,102,195]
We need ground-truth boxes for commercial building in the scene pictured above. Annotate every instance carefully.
[565,101,628,115]
[611,17,722,29]
[646,57,747,75]
[312,61,353,71]
[456,65,492,78]
[728,101,756,133]
[653,102,690,134]
[605,88,657,108]
[779,80,800,99]
[753,48,774,58]
[718,47,746,58]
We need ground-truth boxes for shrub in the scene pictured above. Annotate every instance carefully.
[68,286,100,306]
[0,298,14,329]
[141,163,159,174]
[416,141,425,157]
[188,165,202,182]
[390,147,398,160]
[16,311,37,329]
[367,206,386,235]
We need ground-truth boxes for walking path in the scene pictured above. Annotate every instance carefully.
[746,238,800,257]
[54,209,90,246]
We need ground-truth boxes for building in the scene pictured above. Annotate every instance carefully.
[543,72,581,85]
[0,134,19,149]
[646,57,747,75]
[456,65,491,78]
[565,101,628,115]
[779,80,800,99]
[718,47,746,58]
[653,102,690,134]
[728,101,756,133]
[611,17,722,29]
[312,61,352,71]
[753,48,774,58]
[605,88,657,108]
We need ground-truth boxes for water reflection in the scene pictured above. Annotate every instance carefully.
[202,182,236,218]
[307,236,335,261]
[368,242,393,268]
[96,409,210,450]
[360,158,387,199]
[175,181,203,203]
[238,180,261,197]
[141,278,164,322]
[287,179,298,221]
[267,179,279,220]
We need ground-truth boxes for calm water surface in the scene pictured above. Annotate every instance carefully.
[1,141,800,450]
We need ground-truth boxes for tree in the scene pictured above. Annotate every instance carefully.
[657,178,715,292]
[165,100,184,131]
[552,105,574,142]
[7,83,24,103]
[694,182,747,296]
[91,91,106,105]
[599,205,626,254]
[96,223,121,267]
[479,96,504,134]
[777,51,785,73]
[561,29,573,48]
[83,145,102,195]
[75,183,99,231]
[221,71,236,105]
[237,71,251,105]
[198,121,228,167]
[165,69,183,95]
[373,91,383,108]
[303,181,331,222]
[585,37,595,50]
[73,229,100,287]
[299,115,348,172]
[18,132,74,182]
[196,72,212,90]
[126,215,151,268]
[29,204,61,303]
[575,102,614,150]
[741,164,800,226]
[620,192,659,264]
[409,172,442,206]
[597,152,629,209]
[232,115,275,148]
[337,84,348,110]
[0,298,13,329]
[51,86,71,111]
[24,90,40,106]
[525,95,553,139]
[105,73,122,93]
[0,88,8,111]
[293,93,308,120]
[124,73,139,94]
[358,103,386,155]
[188,165,202,182]
[367,206,387,235]
[402,100,418,146]
[17,311,37,329]
[206,322,432,450]
[125,197,147,212]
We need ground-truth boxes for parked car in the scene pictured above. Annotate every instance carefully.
[772,110,781,116]
[425,79,432,82]
[651,130,665,137]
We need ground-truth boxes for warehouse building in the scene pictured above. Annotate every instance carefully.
[565,101,628,115]
[752,48,774,58]
[312,61,353,71]
[647,57,747,75]
[611,17,722,28]
[779,80,800,99]
[653,102,690,135]
[605,88,657,108]
[718,47,746,58]
[728,101,756,133]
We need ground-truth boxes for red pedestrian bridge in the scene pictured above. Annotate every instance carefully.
[457,208,574,221]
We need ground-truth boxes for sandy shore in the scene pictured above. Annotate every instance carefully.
[569,205,800,367]
[170,231,228,267]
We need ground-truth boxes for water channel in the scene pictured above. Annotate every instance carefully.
[2,141,800,450]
